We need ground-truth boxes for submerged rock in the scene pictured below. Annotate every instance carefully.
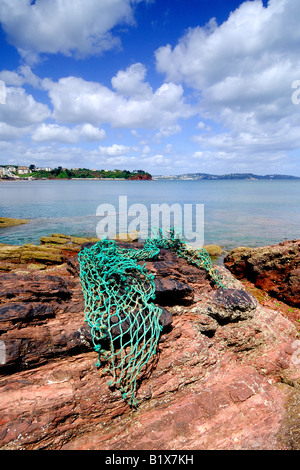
[203,244,223,257]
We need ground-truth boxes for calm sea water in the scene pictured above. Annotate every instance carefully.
[0,179,299,250]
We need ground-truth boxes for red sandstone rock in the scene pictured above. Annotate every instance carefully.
[224,239,300,307]
[0,243,299,450]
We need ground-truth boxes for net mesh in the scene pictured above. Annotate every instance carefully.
[78,229,225,406]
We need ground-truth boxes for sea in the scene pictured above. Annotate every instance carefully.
[0,179,299,251]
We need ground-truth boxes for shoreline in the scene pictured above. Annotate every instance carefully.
[0,177,154,181]
[0,217,297,254]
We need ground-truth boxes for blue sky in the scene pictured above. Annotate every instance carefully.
[0,0,300,175]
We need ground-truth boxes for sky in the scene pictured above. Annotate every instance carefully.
[0,0,300,176]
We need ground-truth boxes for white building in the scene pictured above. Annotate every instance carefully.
[35,167,52,172]
[0,166,18,178]
[17,166,31,175]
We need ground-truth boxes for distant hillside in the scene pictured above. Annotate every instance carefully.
[0,166,152,181]
[153,173,300,181]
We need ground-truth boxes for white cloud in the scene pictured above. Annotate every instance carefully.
[0,0,143,62]
[154,124,182,142]
[0,122,29,141]
[155,0,300,91]
[143,154,171,167]
[163,143,173,154]
[155,0,300,163]
[0,65,42,88]
[111,63,152,98]
[141,145,151,155]
[98,144,132,156]
[0,86,50,127]
[44,69,193,129]
[32,123,106,143]
[0,80,6,104]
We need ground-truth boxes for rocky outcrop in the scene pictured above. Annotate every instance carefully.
[0,217,30,228]
[0,234,101,273]
[224,239,300,308]
[0,240,299,450]
[39,233,100,249]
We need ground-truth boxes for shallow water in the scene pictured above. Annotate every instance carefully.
[0,179,299,250]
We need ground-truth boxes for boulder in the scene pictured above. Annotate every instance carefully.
[224,240,300,307]
[154,278,194,305]
[208,288,258,323]
[203,245,223,257]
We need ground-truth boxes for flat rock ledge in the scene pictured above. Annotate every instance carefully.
[0,217,30,228]
[0,239,299,450]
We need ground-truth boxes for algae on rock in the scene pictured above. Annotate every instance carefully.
[0,217,30,228]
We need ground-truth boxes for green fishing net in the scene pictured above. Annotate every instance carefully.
[78,229,225,406]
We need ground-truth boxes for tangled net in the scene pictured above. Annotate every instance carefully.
[78,229,225,406]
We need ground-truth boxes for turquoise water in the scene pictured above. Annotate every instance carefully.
[0,179,299,250]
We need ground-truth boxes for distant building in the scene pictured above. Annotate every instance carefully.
[0,166,18,178]
[36,167,52,172]
[17,166,31,175]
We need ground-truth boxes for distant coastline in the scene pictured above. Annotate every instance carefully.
[0,165,152,181]
[153,172,300,181]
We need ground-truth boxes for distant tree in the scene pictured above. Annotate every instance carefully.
[50,167,62,176]
[29,164,36,171]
